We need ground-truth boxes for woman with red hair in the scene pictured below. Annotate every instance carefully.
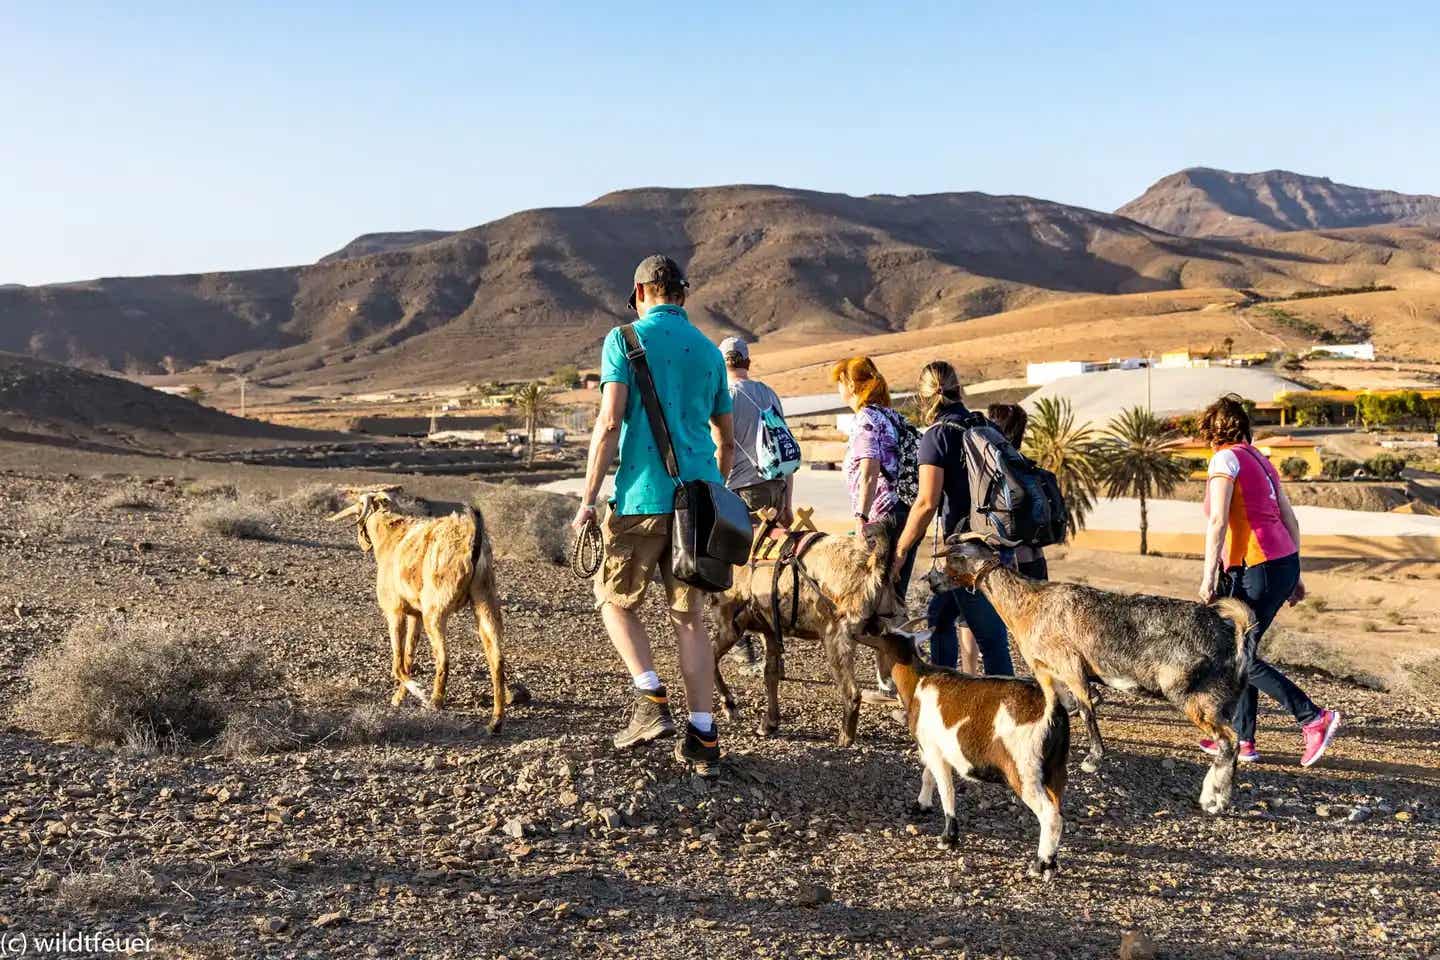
[829,356,919,606]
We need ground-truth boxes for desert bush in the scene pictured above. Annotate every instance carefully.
[187,501,273,540]
[1384,609,1406,626]
[57,863,159,911]
[1279,457,1310,480]
[284,482,344,515]
[1360,620,1378,633]
[14,618,269,751]
[100,488,158,511]
[181,480,238,499]
[21,501,74,541]
[1364,453,1405,480]
[1320,457,1364,481]
[334,702,472,744]
[1297,597,1329,615]
[471,482,575,564]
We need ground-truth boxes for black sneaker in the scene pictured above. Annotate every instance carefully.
[674,722,721,779]
[613,686,676,749]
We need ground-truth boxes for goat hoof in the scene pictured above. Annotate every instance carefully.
[722,702,740,723]
[390,690,406,707]
[755,722,778,738]
[1027,857,1059,880]
[1080,756,1101,775]
[488,721,504,737]
[1200,794,1230,816]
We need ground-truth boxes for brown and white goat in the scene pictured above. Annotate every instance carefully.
[939,536,1253,814]
[710,524,892,746]
[875,629,1070,878]
[328,491,508,732]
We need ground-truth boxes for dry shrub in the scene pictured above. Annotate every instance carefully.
[21,501,73,542]
[1404,655,1440,702]
[334,701,473,744]
[285,482,345,515]
[187,501,273,540]
[1266,631,1388,691]
[14,618,270,751]
[471,481,574,563]
[57,862,159,910]
[181,480,238,499]
[100,488,158,511]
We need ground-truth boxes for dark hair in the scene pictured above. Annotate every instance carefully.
[1198,393,1252,446]
[723,351,750,370]
[987,403,1029,449]
[641,278,687,304]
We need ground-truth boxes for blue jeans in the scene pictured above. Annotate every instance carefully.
[1227,552,1319,742]
[927,587,1013,675]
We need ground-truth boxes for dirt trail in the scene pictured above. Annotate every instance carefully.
[0,453,1436,959]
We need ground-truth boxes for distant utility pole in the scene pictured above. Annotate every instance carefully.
[1145,355,1152,413]
[233,375,248,418]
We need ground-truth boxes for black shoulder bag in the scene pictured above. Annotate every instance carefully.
[619,324,753,592]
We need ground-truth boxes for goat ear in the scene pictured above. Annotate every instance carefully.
[326,502,362,522]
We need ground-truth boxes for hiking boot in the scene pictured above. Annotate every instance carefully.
[1198,739,1259,762]
[613,686,675,749]
[1300,709,1341,768]
[674,721,721,779]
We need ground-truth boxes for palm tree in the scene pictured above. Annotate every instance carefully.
[1097,406,1189,556]
[1023,397,1100,536]
[512,382,553,468]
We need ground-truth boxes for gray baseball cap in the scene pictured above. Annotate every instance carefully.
[626,254,689,309]
[718,336,749,360]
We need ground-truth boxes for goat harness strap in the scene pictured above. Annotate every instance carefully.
[767,531,828,650]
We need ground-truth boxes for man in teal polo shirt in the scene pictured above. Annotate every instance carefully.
[571,255,734,776]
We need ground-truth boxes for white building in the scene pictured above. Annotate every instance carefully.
[1026,361,1093,385]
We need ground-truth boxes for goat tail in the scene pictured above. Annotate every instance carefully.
[1032,665,1063,719]
[467,506,487,586]
[1210,596,1255,684]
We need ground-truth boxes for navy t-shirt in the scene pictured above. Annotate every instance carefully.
[918,401,976,536]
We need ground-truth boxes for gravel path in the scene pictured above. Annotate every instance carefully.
[1,467,1436,959]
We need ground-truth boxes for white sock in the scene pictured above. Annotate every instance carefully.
[632,671,662,692]
[689,711,715,733]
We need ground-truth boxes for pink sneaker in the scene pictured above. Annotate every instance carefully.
[1198,739,1259,762]
[1300,709,1341,767]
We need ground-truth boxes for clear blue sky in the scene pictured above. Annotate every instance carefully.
[4,2,1437,285]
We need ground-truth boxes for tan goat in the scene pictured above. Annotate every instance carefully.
[711,522,892,745]
[328,491,508,732]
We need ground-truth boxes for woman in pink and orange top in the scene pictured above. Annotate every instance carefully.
[1197,395,1340,767]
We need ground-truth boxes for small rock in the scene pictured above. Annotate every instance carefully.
[256,917,287,935]
[793,882,832,907]
[1315,804,1333,819]
[313,911,347,929]
[599,807,623,829]
[1348,807,1372,824]
[1395,811,1412,822]
[1119,930,1158,960]
[502,818,527,839]
[1160,758,1176,771]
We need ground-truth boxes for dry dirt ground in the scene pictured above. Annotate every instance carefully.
[1,450,1438,959]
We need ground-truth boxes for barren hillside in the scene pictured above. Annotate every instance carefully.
[11,185,1440,394]
[1118,168,1440,238]
[0,352,337,454]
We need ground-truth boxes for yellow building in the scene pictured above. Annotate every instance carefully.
[1175,436,1324,479]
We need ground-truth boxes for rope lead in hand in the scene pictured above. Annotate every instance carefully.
[571,514,604,580]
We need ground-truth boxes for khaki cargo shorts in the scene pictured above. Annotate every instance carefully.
[593,509,701,614]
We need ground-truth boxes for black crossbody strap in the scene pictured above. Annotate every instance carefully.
[619,324,682,487]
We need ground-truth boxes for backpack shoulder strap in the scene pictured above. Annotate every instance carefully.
[619,324,681,485]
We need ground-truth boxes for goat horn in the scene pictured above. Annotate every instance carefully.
[326,502,363,522]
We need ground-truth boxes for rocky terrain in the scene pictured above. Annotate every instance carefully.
[1118,168,1440,238]
[1,457,1437,959]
